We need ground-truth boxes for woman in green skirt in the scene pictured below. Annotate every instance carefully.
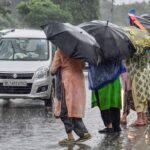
[92,77,122,134]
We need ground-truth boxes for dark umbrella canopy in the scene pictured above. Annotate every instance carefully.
[41,22,101,65]
[78,20,136,60]
[140,14,150,21]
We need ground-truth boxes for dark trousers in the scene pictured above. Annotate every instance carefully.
[60,96,88,137]
[61,116,88,137]
[100,108,120,131]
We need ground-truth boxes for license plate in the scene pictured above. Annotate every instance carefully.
[3,81,27,86]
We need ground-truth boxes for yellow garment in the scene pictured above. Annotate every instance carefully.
[122,26,150,55]
[125,53,147,81]
[132,75,147,113]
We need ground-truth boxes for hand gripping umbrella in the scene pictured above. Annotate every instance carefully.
[41,22,101,65]
[78,20,136,60]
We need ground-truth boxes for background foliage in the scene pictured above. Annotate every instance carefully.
[17,0,73,27]
[0,0,150,29]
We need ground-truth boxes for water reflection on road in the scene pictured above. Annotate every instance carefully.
[0,90,149,150]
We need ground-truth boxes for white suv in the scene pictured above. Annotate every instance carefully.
[0,29,55,106]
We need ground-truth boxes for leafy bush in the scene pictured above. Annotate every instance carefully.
[17,0,73,28]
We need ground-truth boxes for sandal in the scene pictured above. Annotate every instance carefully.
[130,120,145,127]
[76,133,91,143]
[130,112,146,127]
[134,113,146,126]
[59,138,75,145]
[135,120,146,126]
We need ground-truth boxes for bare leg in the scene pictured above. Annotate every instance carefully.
[67,132,75,140]
[107,123,113,128]
[121,90,132,124]
[121,113,127,124]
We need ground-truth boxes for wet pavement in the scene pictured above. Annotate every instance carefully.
[0,78,150,150]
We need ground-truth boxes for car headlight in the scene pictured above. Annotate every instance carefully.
[35,66,50,79]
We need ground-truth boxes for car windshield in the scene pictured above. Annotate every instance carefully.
[0,38,49,60]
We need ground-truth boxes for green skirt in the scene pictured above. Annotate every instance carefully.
[92,78,122,111]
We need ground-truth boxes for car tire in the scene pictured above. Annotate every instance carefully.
[44,82,55,107]
[44,97,53,107]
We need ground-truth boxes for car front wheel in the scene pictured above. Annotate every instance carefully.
[44,97,53,107]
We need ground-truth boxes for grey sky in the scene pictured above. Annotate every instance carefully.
[114,0,150,5]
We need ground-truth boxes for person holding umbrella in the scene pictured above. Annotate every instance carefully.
[91,63,126,134]
[50,48,91,145]
[122,26,150,126]
[42,22,100,145]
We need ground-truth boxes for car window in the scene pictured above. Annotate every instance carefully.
[0,39,14,59]
[0,38,49,60]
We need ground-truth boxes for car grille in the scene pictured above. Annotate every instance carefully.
[0,83,32,94]
[0,73,33,79]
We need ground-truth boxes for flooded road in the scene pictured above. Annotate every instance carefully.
[0,78,149,150]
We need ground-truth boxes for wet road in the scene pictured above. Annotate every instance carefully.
[0,78,150,150]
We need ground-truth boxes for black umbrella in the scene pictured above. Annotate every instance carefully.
[140,14,150,21]
[78,20,136,60]
[41,22,101,65]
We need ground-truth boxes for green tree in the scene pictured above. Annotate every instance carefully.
[0,0,16,29]
[0,0,11,15]
[17,0,73,28]
[52,0,100,24]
